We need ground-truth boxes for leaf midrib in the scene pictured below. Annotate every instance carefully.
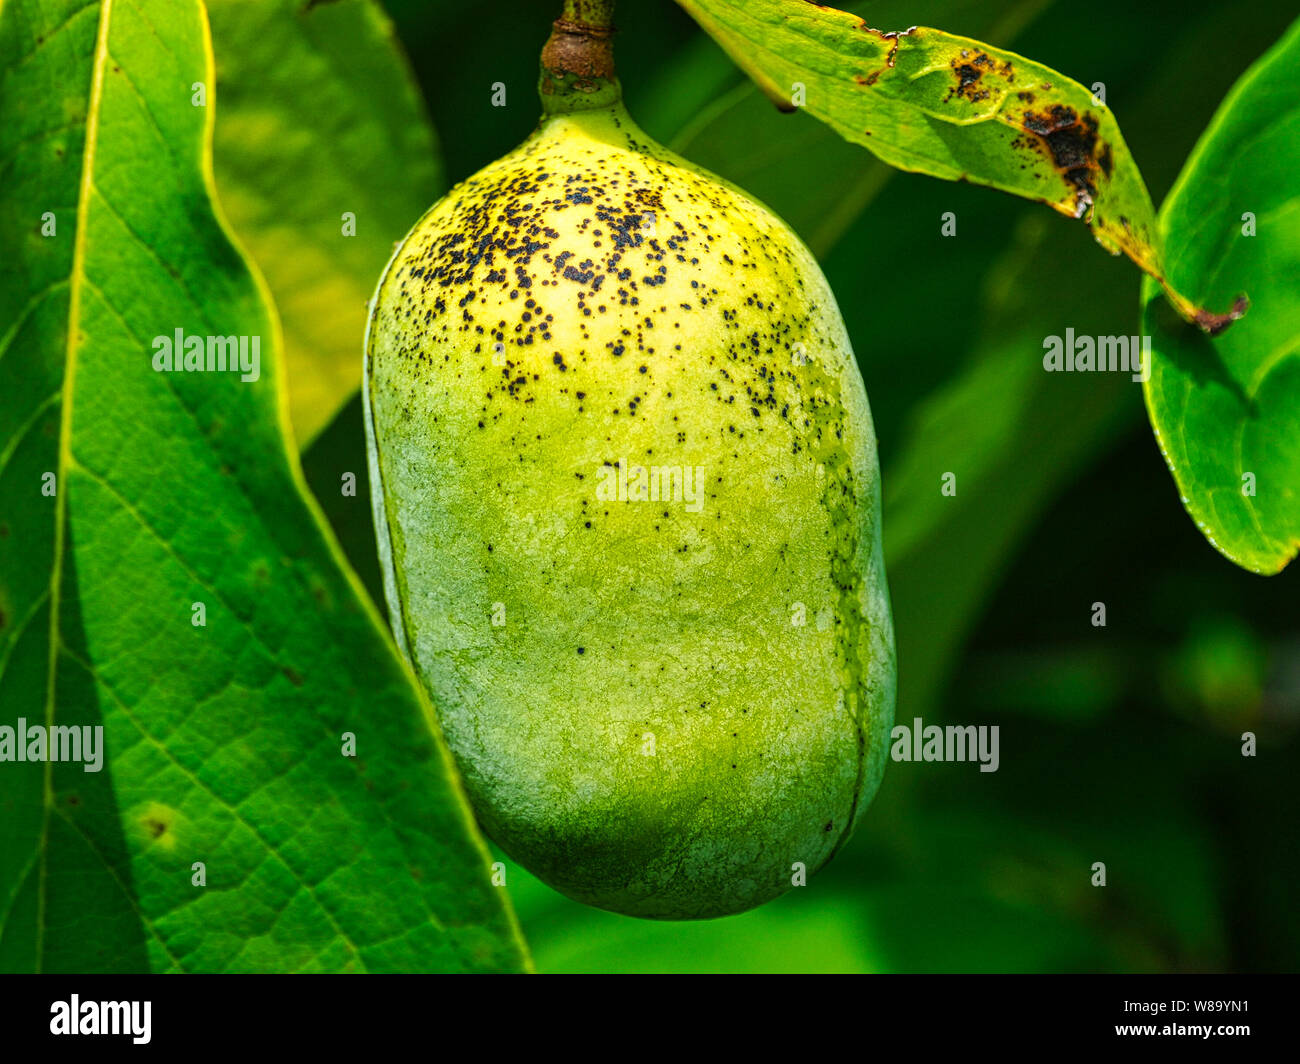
[37,0,113,974]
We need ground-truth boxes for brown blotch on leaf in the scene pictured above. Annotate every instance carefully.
[1098,141,1114,178]
[851,25,917,87]
[1020,105,1109,218]
[946,51,1016,102]
[948,59,989,103]
[856,23,916,68]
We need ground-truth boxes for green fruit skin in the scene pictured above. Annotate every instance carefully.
[365,99,895,920]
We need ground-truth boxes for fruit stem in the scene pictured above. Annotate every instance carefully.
[540,0,620,114]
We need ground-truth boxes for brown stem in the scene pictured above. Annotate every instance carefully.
[540,0,620,113]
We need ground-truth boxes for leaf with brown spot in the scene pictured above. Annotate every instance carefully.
[674,0,1246,332]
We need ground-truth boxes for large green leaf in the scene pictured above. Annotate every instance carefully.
[1141,18,1300,575]
[207,0,444,444]
[674,0,1246,333]
[0,0,526,972]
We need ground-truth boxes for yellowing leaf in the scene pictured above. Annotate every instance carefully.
[675,0,1247,333]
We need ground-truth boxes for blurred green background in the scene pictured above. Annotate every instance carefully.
[304,0,1300,972]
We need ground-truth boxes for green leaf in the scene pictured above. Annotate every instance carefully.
[207,0,444,444]
[0,0,526,972]
[1141,18,1300,575]
[673,0,1246,333]
[645,0,1051,258]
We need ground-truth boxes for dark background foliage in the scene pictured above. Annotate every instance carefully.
[304,0,1300,971]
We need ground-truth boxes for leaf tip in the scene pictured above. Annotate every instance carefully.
[1193,293,1250,337]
